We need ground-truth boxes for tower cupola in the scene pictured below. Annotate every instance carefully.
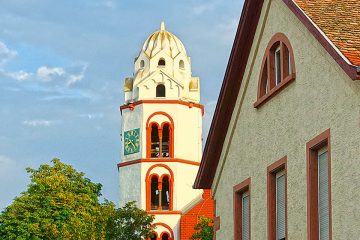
[124,22,200,104]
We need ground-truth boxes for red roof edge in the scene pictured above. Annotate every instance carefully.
[283,0,359,80]
[194,0,265,189]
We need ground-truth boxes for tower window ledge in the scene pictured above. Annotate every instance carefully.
[147,210,182,215]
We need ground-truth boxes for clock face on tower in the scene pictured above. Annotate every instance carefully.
[124,128,140,155]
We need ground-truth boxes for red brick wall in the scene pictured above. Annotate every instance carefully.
[180,190,214,240]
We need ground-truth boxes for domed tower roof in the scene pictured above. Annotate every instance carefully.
[141,22,187,58]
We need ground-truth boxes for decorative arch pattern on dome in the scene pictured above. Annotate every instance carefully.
[142,22,187,58]
[145,164,174,211]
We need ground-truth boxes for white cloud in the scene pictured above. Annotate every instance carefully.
[89,0,116,9]
[0,41,87,87]
[65,63,88,86]
[191,0,227,15]
[35,63,88,86]
[0,41,17,66]
[37,66,65,81]
[23,120,56,127]
[6,70,32,81]
[80,113,104,119]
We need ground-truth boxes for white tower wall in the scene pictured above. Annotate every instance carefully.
[119,22,204,239]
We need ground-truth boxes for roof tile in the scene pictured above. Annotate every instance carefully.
[294,0,360,66]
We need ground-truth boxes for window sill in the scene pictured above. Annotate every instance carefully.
[254,73,295,108]
[147,210,181,215]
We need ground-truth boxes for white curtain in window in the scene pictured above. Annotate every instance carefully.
[318,150,329,240]
[276,172,286,240]
[242,193,249,240]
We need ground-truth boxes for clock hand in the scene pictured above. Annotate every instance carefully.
[129,139,136,149]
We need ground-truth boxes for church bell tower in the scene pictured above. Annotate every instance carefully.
[118,22,211,240]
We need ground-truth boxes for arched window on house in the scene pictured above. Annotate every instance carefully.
[151,124,160,158]
[156,84,166,97]
[151,176,159,210]
[179,60,184,69]
[255,33,296,108]
[161,233,170,240]
[161,124,170,157]
[161,176,170,210]
[158,58,166,66]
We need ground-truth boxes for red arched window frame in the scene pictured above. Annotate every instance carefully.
[145,164,174,211]
[146,112,174,158]
[254,33,296,108]
[151,223,174,240]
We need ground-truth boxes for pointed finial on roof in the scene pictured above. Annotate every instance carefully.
[160,21,166,31]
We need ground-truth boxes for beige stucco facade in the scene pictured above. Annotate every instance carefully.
[212,0,360,239]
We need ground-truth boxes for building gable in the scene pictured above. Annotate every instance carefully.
[194,0,360,190]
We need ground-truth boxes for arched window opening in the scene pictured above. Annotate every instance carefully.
[161,176,170,210]
[162,124,170,158]
[255,33,296,108]
[161,233,169,240]
[179,60,184,69]
[156,84,166,97]
[149,232,157,240]
[151,124,160,158]
[140,60,145,68]
[158,58,166,67]
[151,176,159,210]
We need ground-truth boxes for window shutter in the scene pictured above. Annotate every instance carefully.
[276,172,286,240]
[318,150,329,240]
[242,193,250,240]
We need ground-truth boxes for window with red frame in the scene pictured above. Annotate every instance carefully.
[151,175,160,210]
[161,233,169,240]
[255,33,296,108]
[149,174,172,211]
[150,123,172,158]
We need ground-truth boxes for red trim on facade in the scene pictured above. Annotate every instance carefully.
[267,156,287,240]
[146,112,175,128]
[152,222,174,240]
[145,164,174,211]
[117,158,200,168]
[306,129,332,240]
[120,100,205,115]
[233,178,251,240]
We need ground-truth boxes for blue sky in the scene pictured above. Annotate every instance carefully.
[0,0,244,209]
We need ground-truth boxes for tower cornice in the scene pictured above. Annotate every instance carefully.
[117,158,201,169]
[120,100,204,115]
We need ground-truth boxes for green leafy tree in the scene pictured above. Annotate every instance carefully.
[190,216,214,240]
[0,158,115,239]
[105,201,155,240]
